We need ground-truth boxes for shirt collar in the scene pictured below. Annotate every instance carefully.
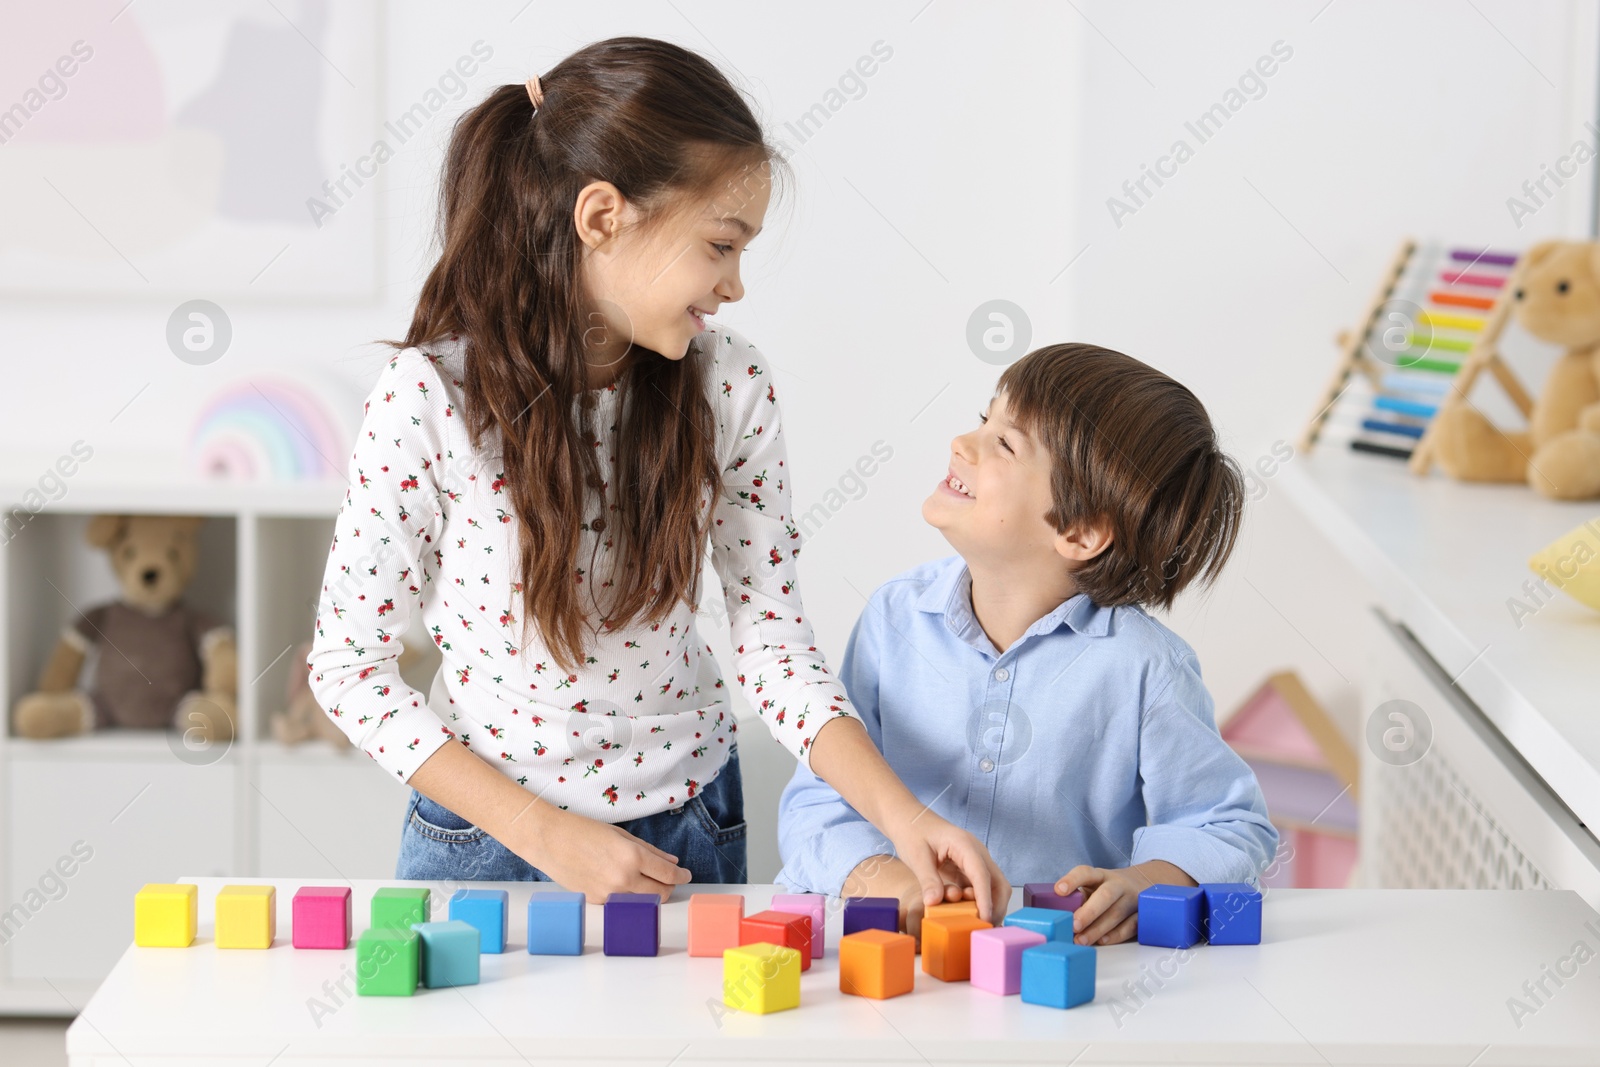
[916,555,1112,646]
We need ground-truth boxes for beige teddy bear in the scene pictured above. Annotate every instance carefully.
[11,514,237,742]
[1432,239,1600,499]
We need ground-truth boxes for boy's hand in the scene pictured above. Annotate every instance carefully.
[842,854,972,944]
[1056,859,1196,946]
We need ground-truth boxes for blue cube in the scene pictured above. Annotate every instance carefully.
[1020,941,1096,1008]
[1003,906,1076,943]
[1201,883,1262,945]
[603,893,660,957]
[842,896,899,936]
[410,920,480,988]
[527,891,586,956]
[449,889,508,953]
[1137,884,1205,948]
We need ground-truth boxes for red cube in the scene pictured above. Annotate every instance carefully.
[739,909,812,972]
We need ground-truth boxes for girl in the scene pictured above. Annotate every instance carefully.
[307,37,1008,915]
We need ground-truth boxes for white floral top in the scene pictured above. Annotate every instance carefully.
[306,324,859,820]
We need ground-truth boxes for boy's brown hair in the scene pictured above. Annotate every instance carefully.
[996,343,1244,611]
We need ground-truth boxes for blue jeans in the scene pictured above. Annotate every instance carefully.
[395,744,748,885]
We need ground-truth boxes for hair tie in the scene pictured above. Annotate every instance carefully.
[525,75,545,114]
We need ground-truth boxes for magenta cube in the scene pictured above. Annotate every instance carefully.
[771,893,826,959]
[971,926,1047,995]
[292,886,352,949]
[1023,883,1085,912]
[603,893,660,956]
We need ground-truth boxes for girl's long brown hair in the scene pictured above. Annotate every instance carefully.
[386,37,781,672]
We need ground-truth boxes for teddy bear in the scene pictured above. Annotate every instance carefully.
[1431,239,1600,499]
[11,514,237,742]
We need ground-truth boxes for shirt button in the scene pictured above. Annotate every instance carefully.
[994,667,1009,682]
[591,517,606,533]
[979,758,995,772]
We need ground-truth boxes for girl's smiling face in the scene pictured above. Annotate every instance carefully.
[576,161,770,379]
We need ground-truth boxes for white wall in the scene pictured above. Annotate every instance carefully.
[4,0,1597,880]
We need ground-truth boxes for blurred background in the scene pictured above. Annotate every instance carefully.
[4,0,1600,1056]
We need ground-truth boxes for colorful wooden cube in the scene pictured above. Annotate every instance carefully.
[838,928,915,999]
[970,926,1046,996]
[688,893,744,958]
[842,896,898,936]
[920,913,991,982]
[215,885,275,949]
[355,928,419,996]
[1137,884,1205,948]
[449,889,508,953]
[925,900,979,920]
[1201,883,1262,945]
[1023,883,1085,912]
[770,892,826,959]
[723,942,801,1014]
[740,909,812,972]
[134,883,197,948]
[1003,906,1075,943]
[603,892,660,956]
[1020,941,1096,1008]
[371,887,430,931]
[411,920,480,987]
[527,891,586,955]
[292,886,352,949]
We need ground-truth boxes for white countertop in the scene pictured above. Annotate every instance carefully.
[65,879,1600,1065]
[1280,450,1600,832]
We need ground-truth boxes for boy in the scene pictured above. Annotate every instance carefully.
[776,343,1278,946]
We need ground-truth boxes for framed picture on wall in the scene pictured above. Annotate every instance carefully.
[0,0,380,299]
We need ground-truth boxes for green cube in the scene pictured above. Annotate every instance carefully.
[356,928,419,996]
[371,887,430,931]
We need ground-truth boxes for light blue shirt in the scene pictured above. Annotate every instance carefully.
[775,555,1279,896]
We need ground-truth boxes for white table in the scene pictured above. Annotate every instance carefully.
[65,879,1600,1065]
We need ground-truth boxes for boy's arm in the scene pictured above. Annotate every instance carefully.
[1129,650,1281,885]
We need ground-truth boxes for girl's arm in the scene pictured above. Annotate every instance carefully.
[710,330,1008,919]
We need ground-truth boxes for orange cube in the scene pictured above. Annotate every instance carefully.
[925,900,979,920]
[921,914,992,982]
[688,894,744,958]
[740,909,812,972]
[839,929,915,999]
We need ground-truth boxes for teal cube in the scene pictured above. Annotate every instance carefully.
[528,891,586,955]
[449,889,508,953]
[371,887,430,931]
[355,928,419,996]
[411,920,480,988]
[1003,906,1075,943]
[1020,941,1096,1009]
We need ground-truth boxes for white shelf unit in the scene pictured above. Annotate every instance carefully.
[0,480,430,1016]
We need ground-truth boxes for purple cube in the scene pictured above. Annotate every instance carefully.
[603,893,660,956]
[292,886,351,949]
[842,896,898,937]
[1023,883,1085,912]
[771,892,826,959]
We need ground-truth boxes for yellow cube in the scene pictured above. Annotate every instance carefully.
[134,883,198,947]
[723,942,801,1015]
[215,885,276,949]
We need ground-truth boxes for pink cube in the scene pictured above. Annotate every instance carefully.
[292,886,352,949]
[771,892,826,959]
[970,926,1046,995]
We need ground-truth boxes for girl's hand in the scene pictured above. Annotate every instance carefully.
[884,811,1011,924]
[1057,859,1196,945]
[842,854,972,945]
[522,807,692,903]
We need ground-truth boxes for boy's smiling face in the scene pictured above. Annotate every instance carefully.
[922,392,1111,572]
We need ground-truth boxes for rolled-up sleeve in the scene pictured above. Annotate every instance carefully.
[305,351,454,782]
[775,594,895,895]
[1130,651,1280,886]
[708,328,860,773]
